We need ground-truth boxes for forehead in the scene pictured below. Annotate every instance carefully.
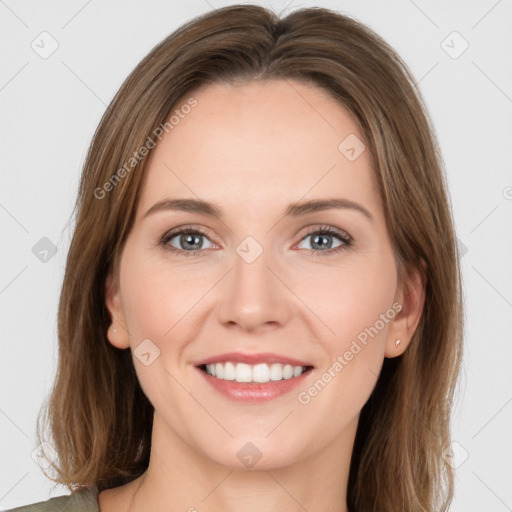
[136,79,380,222]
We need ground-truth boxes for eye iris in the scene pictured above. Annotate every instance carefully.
[311,233,333,250]
[181,233,202,250]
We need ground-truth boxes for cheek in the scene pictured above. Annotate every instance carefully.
[292,257,396,440]
[118,253,197,402]
[119,250,205,341]
[295,251,397,351]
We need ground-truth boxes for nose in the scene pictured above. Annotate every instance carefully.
[217,241,292,332]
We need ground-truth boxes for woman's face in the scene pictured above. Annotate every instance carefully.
[106,79,417,470]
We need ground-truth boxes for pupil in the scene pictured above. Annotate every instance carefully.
[183,233,201,250]
[312,234,332,250]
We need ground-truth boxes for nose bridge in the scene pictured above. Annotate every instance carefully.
[217,234,290,330]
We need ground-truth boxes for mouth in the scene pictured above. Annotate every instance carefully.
[194,352,315,403]
[197,362,314,383]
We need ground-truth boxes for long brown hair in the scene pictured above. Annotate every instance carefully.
[36,5,464,511]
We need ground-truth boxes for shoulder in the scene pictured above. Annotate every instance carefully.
[4,486,99,512]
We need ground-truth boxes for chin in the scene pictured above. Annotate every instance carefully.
[199,436,306,471]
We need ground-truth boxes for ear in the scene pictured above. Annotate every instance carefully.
[384,260,427,358]
[105,271,130,349]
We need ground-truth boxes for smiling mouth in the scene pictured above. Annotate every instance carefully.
[198,362,314,384]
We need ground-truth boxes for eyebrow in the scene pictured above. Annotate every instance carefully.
[143,197,374,223]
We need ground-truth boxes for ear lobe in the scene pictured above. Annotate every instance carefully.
[385,262,427,358]
[105,271,130,349]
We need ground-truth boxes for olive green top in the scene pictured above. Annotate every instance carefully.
[4,486,99,512]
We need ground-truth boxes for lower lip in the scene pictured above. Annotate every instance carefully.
[196,366,313,403]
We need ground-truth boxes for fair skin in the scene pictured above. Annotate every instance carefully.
[100,79,425,512]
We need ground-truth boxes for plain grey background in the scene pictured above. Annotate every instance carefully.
[1,1,511,510]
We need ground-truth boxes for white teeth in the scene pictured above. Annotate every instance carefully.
[204,362,307,383]
[282,364,294,379]
[235,363,252,382]
[252,363,270,383]
[270,363,283,381]
[223,361,236,380]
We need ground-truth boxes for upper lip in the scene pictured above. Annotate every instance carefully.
[195,352,313,367]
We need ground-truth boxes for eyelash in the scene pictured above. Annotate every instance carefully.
[158,224,353,257]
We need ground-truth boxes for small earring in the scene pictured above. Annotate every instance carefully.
[113,328,118,333]
[395,339,401,347]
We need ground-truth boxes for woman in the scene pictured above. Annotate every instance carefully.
[8,4,463,511]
